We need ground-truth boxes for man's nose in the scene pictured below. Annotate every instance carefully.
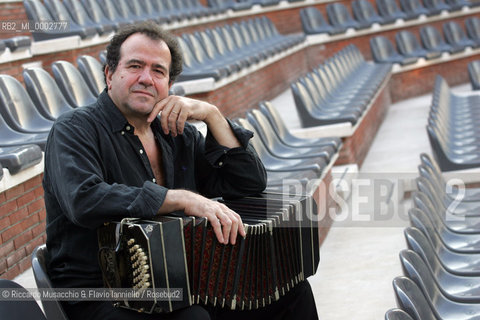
[138,68,154,86]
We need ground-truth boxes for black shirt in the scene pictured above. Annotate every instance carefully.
[43,90,267,288]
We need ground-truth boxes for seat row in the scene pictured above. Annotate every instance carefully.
[468,60,480,90]
[300,0,477,36]
[385,153,480,319]
[232,101,342,191]
[177,16,305,81]
[290,44,391,128]
[370,18,479,65]
[0,36,31,54]
[426,75,480,171]
[23,0,224,42]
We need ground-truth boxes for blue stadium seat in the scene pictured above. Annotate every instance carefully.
[370,35,419,65]
[395,30,442,59]
[392,277,437,320]
[326,3,360,30]
[352,0,384,26]
[0,114,47,150]
[0,145,42,174]
[62,0,115,35]
[207,0,253,11]
[235,118,325,175]
[43,0,100,37]
[94,0,137,25]
[51,60,98,108]
[400,0,430,19]
[81,0,128,30]
[0,74,53,134]
[76,55,106,96]
[384,308,414,320]
[445,0,471,10]
[420,25,464,54]
[443,21,478,49]
[468,60,480,90]
[376,0,408,22]
[422,0,450,15]
[300,7,345,35]
[23,0,97,41]
[2,36,31,52]
[465,17,480,47]
[23,67,75,120]
[258,101,342,151]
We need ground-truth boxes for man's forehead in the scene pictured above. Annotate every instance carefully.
[119,33,171,64]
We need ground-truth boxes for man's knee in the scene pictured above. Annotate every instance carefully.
[170,305,211,320]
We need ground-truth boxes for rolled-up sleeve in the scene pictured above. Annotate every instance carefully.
[197,118,267,199]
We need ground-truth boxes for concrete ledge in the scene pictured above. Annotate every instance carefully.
[0,156,44,194]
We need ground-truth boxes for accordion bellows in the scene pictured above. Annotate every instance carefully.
[98,193,320,314]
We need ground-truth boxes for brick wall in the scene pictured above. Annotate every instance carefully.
[0,174,46,280]
[189,48,309,117]
[0,1,29,38]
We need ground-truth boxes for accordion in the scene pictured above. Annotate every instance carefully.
[97,193,319,314]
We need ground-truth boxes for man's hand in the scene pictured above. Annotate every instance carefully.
[159,189,246,245]
[148,95,241,148]
[147,95,214,137]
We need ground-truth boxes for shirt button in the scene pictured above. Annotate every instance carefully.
[139,149,144,154]
[126,125,131,131]
[152,178,156,183]
[121,131,125,135]
[218,161,223,167]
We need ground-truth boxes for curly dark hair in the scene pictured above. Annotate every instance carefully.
[104,21,183,86]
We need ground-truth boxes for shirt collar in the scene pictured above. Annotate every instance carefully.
[97,89,130,133]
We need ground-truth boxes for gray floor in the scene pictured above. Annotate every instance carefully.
[13,83,472,318]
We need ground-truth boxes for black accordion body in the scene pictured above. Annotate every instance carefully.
[98,193,320,314]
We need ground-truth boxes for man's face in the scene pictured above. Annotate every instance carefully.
[106,33,172,119]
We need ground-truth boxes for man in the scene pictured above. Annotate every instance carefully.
[43,21,317,320]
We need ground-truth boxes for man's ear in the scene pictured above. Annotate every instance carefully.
[105,65,112,90]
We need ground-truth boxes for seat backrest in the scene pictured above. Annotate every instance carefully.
[384,308,414,320]
[258,101,291,140]
[62,0,94,26]
[465,17,480,41]
[443,21,468,44]
[76,55,106,96]
[396,30,421,54]
[326,3,355,26]
[31,245,69,320]
[352,0,379,21]
[95,0,123,21]
[370,36,397,61]
[392,277,437,320]
[81,0,116,25]
[377,0,402,17]
[408,207,445,256]
[23,67,74,120]
[0,74,53,133]
[300,7,330,33]
[51,60,97,108]
[43,0,79,27]
[468,60,480,90]
[404,227,444,275]
[397,251,442,319]
[420,25,445,49]
[400,0,426,12]
[23,0,54,22]
[0,279,47,320]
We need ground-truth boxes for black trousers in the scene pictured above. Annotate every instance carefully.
[62,281,318,320]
